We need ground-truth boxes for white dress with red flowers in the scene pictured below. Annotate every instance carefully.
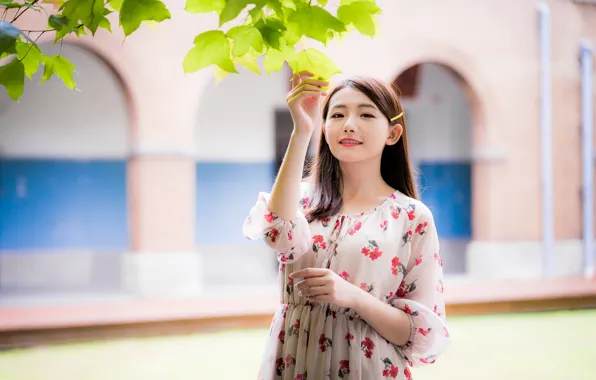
[242,182,451,380]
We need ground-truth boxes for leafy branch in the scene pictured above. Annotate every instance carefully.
[0,0,382,100]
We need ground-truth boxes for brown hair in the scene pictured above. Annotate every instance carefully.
[305,77,418,222]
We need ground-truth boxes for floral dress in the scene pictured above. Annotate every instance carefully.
[242,182,451,380]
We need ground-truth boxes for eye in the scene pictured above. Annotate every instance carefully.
[362,113,375,118]
[330,113,344,119]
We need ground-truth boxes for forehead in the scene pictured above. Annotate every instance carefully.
[328,87,376,108]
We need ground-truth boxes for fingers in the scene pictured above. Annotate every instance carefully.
[298,285,328,297]
[295,277,328,289]
[291,70,314,88]
[289,267,329,279]
[291,71,329,90]
[286,89,327,106]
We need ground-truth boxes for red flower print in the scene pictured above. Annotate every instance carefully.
[295,374,307,380]
[391,256,406,276]
[338,360,350,378]
[345,333,354,346]
[361,337,375,359]
[266,228,280,243]
[339,271,350,280]
[284,354,295,367]
[404,367,412,380]
[265,211,278,223]
[396,280,417,298]
[407,209,415,220]
[359,282,374,292]
[278,330,285,343]
[420,357,436,364]
[415,221,428,235]
[404,304,412,314]
[288,319,300,337]
[275,357,285,376]
[348,221,362,236]
[361,238,382,260]
[415,255,423,266]
[279,264,285,272]
[381,358,399,378]
[401,229,413,246]
[320,216,331,227]
[433,305,443,317]
[380,220,388,231]
[369,247,382,260]
[434,252,443,267]
[300,197,309,210]
[418,327,432,336]
[319,333,332,352]
[444,326,450,337]
[390,205,401,219]
[312,234,327,253]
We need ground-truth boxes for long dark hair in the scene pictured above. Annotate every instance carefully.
[305,77,418,222]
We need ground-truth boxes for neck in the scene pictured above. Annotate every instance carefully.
[339,156,389,200]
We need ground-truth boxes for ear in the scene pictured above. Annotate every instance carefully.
[386,123,403,146]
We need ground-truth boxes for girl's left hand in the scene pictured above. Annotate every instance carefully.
[289,268,360,309]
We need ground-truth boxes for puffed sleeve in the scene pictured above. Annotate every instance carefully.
[242,182,312,264]
[392,204,452,367]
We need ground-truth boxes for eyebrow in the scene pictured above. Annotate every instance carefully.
[330,103,378,110]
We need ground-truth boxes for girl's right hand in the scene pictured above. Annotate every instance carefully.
[286,71,329,136]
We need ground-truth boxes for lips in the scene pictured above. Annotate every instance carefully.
[339,138,362,145]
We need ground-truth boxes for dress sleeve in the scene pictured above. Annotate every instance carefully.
[241,182,312,264]
[392,205,451,367]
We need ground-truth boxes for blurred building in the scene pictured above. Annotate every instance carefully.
[1,0,595,299]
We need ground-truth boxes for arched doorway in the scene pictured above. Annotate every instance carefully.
[0,42,131,292]
[394,63,475,274]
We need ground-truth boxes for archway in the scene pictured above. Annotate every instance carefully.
[0,42,131,292]
[394,62,478,274]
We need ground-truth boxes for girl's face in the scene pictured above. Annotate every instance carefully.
[324,87,403,163]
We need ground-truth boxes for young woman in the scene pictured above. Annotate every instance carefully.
[243,72,451,380]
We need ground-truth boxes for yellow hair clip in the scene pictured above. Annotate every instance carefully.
[390,111,404,122]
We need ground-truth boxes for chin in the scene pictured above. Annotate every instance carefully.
[330,147,371,163]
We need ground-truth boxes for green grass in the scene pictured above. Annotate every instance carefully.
[0,309,594,380]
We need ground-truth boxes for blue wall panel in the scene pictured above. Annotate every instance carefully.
[0,159,129,252]
[418,162,472,239]
[196,162,274,245]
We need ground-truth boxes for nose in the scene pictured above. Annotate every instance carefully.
[343,117,356,133]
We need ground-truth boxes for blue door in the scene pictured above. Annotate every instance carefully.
[417,162,472,239]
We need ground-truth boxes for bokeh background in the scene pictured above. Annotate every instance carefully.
[1,0,595,379]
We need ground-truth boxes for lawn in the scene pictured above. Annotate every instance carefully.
[0,309,594,380]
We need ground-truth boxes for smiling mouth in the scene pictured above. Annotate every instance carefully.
[340,139,362,145]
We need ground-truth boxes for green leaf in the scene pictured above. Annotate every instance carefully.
[317,0,327,5]
[60,0,107,35]
[183,30,237,73]
[290,48,340,80]
[108,0,123,11]
[337,0,380,37]
[185,0,225,13]
[41,55,77,89]
[15,40,42,79]
[212,65,230,84]
[263,46,295,74]
[0,21,21,56]
[0,1,37,8]
[219,0,247,25]
[227,25,263,56]
[266,0,284,19]
[119,0,171,36]
[235,50,260,74]
[254,17,286,50]
[288,5,346,44]
[0,58,25,100]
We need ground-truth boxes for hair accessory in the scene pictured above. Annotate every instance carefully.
[390,111,404,122]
